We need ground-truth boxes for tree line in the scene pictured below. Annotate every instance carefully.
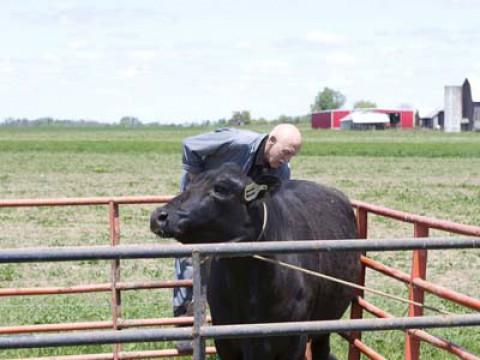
[0,113,311,128]
[1,87,379,128]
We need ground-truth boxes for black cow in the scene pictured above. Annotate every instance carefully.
[150,163,361,360]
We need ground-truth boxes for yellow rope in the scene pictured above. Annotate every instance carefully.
[252,254,454,315]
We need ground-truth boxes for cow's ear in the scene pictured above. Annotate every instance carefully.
[243,175,281,202]
[254,175,281,190]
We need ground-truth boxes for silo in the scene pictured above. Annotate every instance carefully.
[444,86,462,132]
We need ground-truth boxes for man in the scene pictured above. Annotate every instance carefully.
[173,123,302,351]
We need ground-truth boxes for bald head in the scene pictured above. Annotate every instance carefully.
[264,124,302,168]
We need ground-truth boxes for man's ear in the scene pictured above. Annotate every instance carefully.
[243,175,281,202]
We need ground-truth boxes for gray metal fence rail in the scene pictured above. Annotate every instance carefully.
[1,237,479,263]
[1,237,480,360]
[1,315,479,350]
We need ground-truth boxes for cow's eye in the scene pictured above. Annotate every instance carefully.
[213,184,230,196]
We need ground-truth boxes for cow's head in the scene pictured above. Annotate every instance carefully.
[150,163,279,244]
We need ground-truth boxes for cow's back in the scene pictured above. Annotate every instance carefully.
[264,180,360,320]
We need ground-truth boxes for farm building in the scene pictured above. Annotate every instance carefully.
[444,78,480,132]
[420,78,480,132]
[311,108,415,129]
[418,109,444,129]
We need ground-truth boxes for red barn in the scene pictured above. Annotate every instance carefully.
[311,108,415,129]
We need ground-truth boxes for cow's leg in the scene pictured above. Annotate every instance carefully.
[310,334,335,360]
[214,339,242,360]
[273,336,308,360]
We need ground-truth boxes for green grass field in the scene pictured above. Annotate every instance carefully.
[0,125,479,359]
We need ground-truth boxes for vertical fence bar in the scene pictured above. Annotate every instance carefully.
[348,207,368,360]
[108,201,122,360]
[405,223,429,360]
[192,251,207,360]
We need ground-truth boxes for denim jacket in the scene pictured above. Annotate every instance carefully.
[180,128,290,191]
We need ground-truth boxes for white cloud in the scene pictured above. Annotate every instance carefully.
[41,52,62,63]
[249,59,290,73]
[72,50,103,61]
[67,38,90,50]
[325,51,356,67]
[2,1,480,122]
[305,31,347,45]
[234,41,252,50]
[117,64,150,79]
[130,50,158,62]
[0,59,15,73]
[450,0,480,5]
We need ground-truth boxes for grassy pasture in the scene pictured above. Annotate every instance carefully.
[0,125,479,359]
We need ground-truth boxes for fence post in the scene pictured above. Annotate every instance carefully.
[348,207,368,360]
[192,251,207,360]
[109,201,122,360]
[405,223,429,360]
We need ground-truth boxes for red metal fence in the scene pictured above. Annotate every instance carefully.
[348,200,480,360]
[0,196,479,359]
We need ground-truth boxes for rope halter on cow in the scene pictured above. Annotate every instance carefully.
[244,181,268,202]
[243,180,269,241]
[256,202,268,241]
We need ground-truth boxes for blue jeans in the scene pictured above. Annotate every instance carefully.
[173,257,193,317]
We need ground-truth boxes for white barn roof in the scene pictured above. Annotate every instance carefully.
[339,111,389,124]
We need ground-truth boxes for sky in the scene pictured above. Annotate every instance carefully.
[0,0,479,124]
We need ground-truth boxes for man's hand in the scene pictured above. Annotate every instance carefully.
[187,172,198,182]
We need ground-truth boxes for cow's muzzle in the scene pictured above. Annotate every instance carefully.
[150,208,190,238]
[150,208,175,237]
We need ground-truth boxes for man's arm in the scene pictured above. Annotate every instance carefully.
[187,172,198,182]
[180,170,198,192]
[182,128,236,174]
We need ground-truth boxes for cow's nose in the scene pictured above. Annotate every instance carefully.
[157,210,168,222]
[151,209,169,235]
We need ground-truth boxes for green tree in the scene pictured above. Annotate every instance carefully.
[228,110,251,126]
[216,118,227,126]
[310,87,346,112]
[119,116,142,127]
[353,100,377,109]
